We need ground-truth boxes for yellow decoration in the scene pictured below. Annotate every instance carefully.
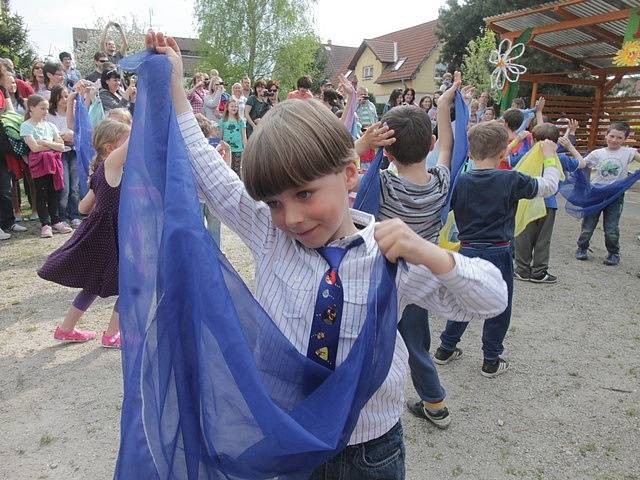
[513,143,565,236]
[438,211,461,252]
[315,347,328,362]
[613,40,640,67]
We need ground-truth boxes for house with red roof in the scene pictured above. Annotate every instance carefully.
[345,20,445,103]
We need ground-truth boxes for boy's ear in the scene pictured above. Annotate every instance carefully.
[428,134,436,152]
[344,161,359,190]
[384,149,396,162]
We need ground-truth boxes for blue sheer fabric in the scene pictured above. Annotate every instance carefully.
[353,91,469,225]
[73,98,95,197]
[115,51,399,480]
[442,92,470,224]
[353,148,385,216]
[559,168,640,218]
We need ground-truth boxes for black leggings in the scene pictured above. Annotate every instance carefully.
[34,174,61,226]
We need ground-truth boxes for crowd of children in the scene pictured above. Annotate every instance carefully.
[1,27,639,480]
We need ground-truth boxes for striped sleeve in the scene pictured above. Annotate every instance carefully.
[177,111,273,255]
[397,253,508,322]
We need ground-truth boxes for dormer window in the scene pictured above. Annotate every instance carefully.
[363,66,374,80]
[393,58,406,71]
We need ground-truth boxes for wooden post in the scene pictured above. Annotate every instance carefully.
[588,86,603,151]
[530,82,538,107]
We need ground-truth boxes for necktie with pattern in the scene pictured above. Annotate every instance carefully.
[307,237,364,369]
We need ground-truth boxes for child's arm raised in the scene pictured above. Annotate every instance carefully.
[104,138,129,187]
[146,31,272,255]
[435,71,461,168]
[375,219,508,321]
[558,136,586,168]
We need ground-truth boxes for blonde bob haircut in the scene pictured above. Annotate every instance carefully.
[242,99,358,200]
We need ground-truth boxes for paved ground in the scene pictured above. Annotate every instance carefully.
[0,197,639,480]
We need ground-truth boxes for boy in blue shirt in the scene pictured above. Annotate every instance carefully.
[434,121,560,378]
[149,32,508,478]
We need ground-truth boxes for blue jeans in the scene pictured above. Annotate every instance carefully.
[397,305,445,403]
[439,243,513,362]
[577,194,624,255]
[309,422,405,480]
[201,203,221,246]
[59,150,80,220]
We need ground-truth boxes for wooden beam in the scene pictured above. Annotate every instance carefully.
[603,74,624,95]
[590,66,640,76]
[554,7,624,47]
[530,82,538,108]
[507,9,631,40]
[589,86,603,151]
[582,54,615,60]
[521,73,603,86]
[485,0,588,27]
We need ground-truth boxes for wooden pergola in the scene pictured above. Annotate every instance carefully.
[486,0,640,150]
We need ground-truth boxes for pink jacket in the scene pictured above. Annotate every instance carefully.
[28,150,64,190]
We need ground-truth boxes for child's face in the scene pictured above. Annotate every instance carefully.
[264,163,359,248]
[228,101,238,115]
[605,129,626,150]
[30,101,48,121]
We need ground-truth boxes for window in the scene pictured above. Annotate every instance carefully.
[363,66,373,80]
[434,63,447,80]
[393,58,406,71]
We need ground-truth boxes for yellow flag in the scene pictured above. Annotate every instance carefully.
[513,143,565,236]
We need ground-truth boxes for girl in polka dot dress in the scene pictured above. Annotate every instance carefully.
[38,119,130,349]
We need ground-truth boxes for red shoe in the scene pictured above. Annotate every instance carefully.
[101,331,121,349]
[54,326,96,343]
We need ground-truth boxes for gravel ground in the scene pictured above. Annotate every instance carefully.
[1,196,639,480]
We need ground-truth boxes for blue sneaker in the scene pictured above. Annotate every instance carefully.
[604,253,620,266]
[575,248,588,261]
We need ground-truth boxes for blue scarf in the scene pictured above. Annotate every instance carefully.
[559,167,640,217]
[115,51,398,480]
[73,98,95,197]
[353,91,469,226]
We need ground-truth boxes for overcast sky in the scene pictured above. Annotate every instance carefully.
[13,0,447,58]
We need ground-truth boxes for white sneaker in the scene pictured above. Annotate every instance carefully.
[52,222,72,234]
[0,229,11,240]
[71,218,82,228]
[40,225,53,238]
[9,223,27,232]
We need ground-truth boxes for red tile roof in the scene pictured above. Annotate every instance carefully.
[348,20,440,84]
[321,43,358,85]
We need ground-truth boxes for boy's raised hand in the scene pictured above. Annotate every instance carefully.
[145,31,184,81]
[540,139,557,158]
[438,71,462,106]
[355,121,395,155]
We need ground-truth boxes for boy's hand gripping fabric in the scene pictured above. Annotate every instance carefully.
[115,51,399,480]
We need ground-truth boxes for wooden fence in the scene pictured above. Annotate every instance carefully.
[540,95,640,150]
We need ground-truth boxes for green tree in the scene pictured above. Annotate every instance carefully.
[0,0,36,75]
[74,17,146,77]
[272,34,323,96]
[437,0,565,71]
[195,0,316,82]
[461,29,498,96]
